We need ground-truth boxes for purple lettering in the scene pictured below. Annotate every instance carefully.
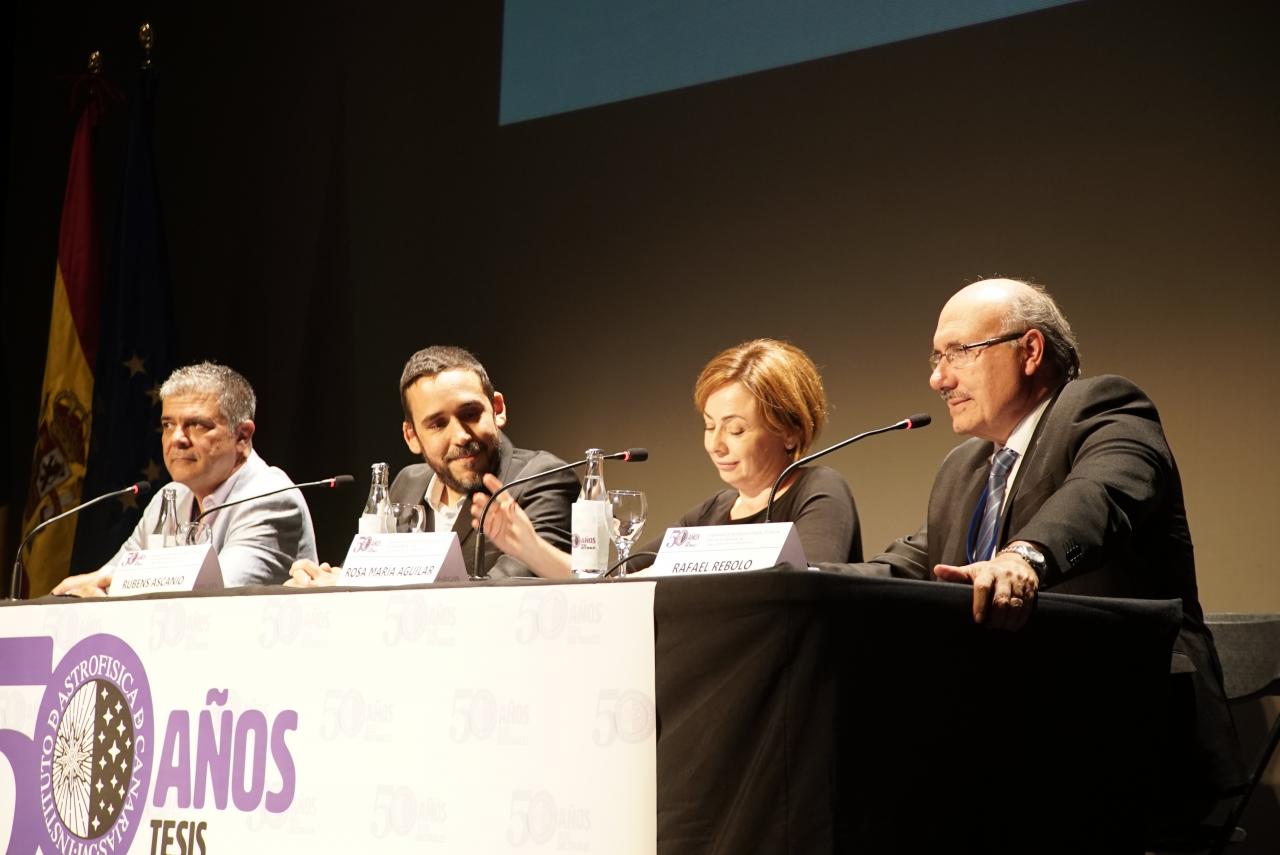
[195,705,232,809]
[266,710,298,812]
[153,711,192,808]
[231,709,268,810]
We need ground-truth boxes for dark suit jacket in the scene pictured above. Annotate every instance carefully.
[388,433,578,579]
[873,375,1243,810]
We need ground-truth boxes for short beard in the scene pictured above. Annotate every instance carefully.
[433,439,498,495]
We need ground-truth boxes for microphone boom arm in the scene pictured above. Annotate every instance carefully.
[472,448,647,579]
[9,482,148,600]
[473,458,589,579]
[764,415,929,523]
[193,475,353,523]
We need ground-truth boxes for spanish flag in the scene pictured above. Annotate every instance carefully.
[20,94,103,597]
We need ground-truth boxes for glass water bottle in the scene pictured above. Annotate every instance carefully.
[359,462,392,534]
[572,449,610,577]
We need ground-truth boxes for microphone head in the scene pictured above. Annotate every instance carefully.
[904,413,932,429]
[133,481,153,498]
[329,474,355,487]
[603,448,649,462]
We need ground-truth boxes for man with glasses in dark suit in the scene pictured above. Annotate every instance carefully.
[868,278,1241,837]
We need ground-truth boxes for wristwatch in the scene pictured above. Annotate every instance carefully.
[999,543,1047,577]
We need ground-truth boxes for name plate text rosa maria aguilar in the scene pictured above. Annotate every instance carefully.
[645,522,806,575]
[107,544,225,596]
[338,532,468,585]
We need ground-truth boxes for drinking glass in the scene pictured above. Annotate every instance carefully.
[179,521,211,546]
[389,502,426,533]
[608,490,647,578]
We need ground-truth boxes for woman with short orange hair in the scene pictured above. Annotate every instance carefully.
[650,338,861,566]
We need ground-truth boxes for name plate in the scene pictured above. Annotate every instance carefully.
[338,532,468,586]
[646,522,806,575]
[107,545,225,596]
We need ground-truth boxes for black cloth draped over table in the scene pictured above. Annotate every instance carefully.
[649,569,1181,854]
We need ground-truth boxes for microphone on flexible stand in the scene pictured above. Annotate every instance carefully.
[9,481,153,600]
[473,448,648,579]
[192,474,354,523]
[763,414,931,523]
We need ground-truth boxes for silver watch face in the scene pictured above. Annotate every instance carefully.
[1017,545,1044,566]
[1005,544,1044,568]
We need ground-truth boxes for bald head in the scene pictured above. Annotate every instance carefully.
[944,278,1033,321]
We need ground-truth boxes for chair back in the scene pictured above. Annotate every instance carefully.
[1208,614,1280,700]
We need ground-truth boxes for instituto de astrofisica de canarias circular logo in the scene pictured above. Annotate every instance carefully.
[34,634,154,853]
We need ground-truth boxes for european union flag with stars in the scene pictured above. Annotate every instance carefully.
[71,63,176,573]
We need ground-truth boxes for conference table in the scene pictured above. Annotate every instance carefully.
[0,569,1180,853]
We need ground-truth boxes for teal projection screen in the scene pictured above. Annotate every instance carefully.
[500,0,1080,124]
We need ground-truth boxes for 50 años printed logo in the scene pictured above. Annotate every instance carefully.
[0,634,155,854]
[1,634,298,854]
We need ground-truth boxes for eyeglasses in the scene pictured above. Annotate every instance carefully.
[928,331,1027,371]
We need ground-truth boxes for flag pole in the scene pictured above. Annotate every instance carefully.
[139,22,154,69]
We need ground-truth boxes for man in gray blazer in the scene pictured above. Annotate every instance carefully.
[54,362,318,593]
[288,346,577,583]
[870,278,1241,828]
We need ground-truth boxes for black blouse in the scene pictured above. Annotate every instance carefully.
[633,465,861,568]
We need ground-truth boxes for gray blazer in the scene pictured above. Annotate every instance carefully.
[389,433,579,578]
[106,449,318,586]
